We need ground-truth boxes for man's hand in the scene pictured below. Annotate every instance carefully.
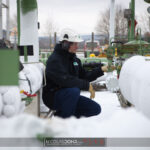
[89,83,95,99]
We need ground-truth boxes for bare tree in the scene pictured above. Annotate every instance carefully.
[43,17,58,50]
[95,5,128,38]
[137,12,150,34]
[95,8,110,36]
[135,10,150,43]
[115,5,128,36]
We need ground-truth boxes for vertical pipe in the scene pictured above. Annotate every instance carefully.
[128,21,130,42]
[128,3,131,41]
[37,90,40,117]
[6,0,10,41]
[14,30,17,49]
[130,0,135,41]
[91,32,94,52]
[54,32,56,48]
[0,0,3,39]
[49,34,52,51]
[109,0,115,45]
[24,46,28,62]
[19,0,39,63]
[17,0,20,45]
[149,16,150,32]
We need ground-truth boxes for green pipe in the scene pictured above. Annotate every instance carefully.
[17,0,21,45]
[130,0,135,41]
[128,20,130,41]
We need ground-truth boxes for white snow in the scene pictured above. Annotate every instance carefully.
[47,91,150,138]
[92,71,119,92]
[1,91,150,150]
[0,63,45,118]
[19,63,45,97]
[105,73,119,92]
[0,86,25,118]
[0,91,150,150]
[0,86,9,94]
[119,56,150,119]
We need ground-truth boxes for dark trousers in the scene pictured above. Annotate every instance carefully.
[53,88,101,118]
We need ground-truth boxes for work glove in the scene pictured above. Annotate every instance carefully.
[89,83,95,99]
[101,65,108,72]
[101,65,116,72]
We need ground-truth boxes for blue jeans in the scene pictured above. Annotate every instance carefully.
[53,88,101,118]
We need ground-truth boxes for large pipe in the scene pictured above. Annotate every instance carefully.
[130,0,135,41]
[17,0,39,63]
[54,32,57,48]
[91,32,94,52]
[6,0,10,41]
[109,0,115,45]
[0,0,3,39]
[119,56,150,119]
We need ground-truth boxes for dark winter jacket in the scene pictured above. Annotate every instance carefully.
[42,43,104,109]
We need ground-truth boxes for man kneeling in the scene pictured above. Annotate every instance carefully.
[42,29,107,118]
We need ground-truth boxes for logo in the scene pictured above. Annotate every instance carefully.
[73,62,78,66]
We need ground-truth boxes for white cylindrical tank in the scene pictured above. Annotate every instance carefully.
[119,56,150,118]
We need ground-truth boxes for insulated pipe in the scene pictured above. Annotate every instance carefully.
[0,0,3,39]
[119,56,150,119]
[109,0,115,45]
[17,0,39,63]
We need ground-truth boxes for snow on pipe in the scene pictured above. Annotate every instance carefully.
[0,86,25,118]
[119,56,150,119]
[0,63,45,118]
[19,63,49,112]
[91,71,119,93]
[19,63,45,97]
[19,62,49,113]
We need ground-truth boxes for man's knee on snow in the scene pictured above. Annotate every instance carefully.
[93,103,101,115]
[96,104,101,114]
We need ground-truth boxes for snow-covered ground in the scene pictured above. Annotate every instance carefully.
[0,91,150,150]
[48,91,150,138]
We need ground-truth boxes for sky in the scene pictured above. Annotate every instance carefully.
[2,0,150,35]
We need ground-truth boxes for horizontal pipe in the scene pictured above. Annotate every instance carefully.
[119,56,150,119]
